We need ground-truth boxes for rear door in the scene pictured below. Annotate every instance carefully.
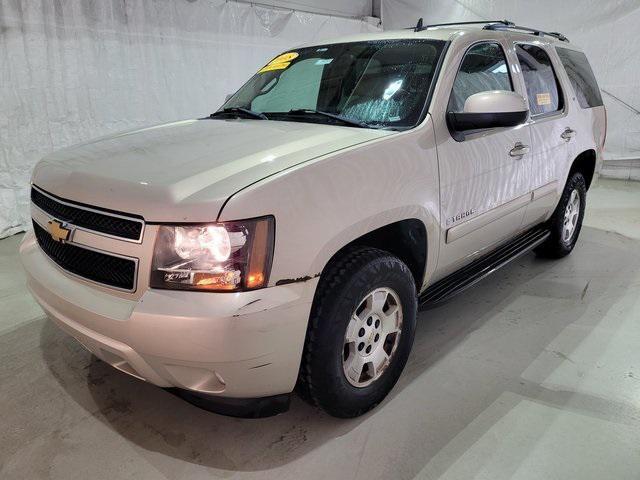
[513,42,571,227]
[432,40,532,277]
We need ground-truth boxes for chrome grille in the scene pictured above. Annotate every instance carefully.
[31,185,144,242]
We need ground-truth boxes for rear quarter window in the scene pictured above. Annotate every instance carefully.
[556,47,603,108]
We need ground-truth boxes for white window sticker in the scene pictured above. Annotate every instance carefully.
[536,93,552,106]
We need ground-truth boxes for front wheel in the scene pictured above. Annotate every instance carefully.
[297,247,417,418]
[536,171,587,258]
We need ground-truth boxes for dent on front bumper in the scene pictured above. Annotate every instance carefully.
[19,230,316,401]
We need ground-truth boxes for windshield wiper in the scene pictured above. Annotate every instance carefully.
[210,107,268,120]
[285,109,370,128]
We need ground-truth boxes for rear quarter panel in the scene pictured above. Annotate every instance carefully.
[551,44,606,183]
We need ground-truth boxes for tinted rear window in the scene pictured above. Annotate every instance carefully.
[556,47,603,108]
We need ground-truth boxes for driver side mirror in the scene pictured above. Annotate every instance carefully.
[447,90,528,135]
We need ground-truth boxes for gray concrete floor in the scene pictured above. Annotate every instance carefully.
[1,178,640,480]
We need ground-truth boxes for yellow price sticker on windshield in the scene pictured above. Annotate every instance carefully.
[258,52,299,73]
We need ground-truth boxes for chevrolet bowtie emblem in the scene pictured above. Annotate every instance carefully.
[47,220,72,243]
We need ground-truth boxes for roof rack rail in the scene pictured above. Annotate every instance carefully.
[484,23,569,42]
[548,32,569,42]
[407,18,514,32]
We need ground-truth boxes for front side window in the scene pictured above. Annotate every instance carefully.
[556,47,603,109]
[222,40,447,129]
[515,44,563,116]
[448,42,513,113]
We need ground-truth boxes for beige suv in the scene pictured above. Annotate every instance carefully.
[20,20,606,418]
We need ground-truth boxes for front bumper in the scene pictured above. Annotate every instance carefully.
[20,231,316,400]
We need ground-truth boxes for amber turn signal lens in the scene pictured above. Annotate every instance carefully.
[245,218,274,289]
[194,272,238,290]
[246,273,265,289]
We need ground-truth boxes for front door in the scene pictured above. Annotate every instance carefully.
[432,40,532,278]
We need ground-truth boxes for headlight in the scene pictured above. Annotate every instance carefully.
[150,216,274,292]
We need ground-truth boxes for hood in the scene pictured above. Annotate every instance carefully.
[32,118,391,223]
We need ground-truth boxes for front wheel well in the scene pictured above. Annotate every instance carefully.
[323,219,427,290]
[569,149,596,189]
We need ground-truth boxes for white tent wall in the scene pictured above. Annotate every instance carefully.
[244,0,375,18]
[0,0,379,238]
[382,0,640,178]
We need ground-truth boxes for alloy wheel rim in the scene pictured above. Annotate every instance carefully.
[342,287,403,388]
[562,189,581,243]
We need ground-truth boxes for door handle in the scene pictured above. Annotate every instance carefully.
[509,142,530,157]
[561,128,576,141]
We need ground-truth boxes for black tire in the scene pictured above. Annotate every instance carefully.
[297,247,417,418]
[535,171,587,258]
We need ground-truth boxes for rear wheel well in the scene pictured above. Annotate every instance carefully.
[324,219,427,289]
[569,149,596,189]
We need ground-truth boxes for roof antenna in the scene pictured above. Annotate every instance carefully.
[414,17,424,32]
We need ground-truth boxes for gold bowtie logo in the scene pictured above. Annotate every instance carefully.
[47,220,72,243]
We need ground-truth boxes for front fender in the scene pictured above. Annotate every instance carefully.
[305,208,437,290]
[218,120,441,293]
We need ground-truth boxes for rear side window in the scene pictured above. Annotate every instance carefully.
[515,44,563,116]
[449,43,513,112]
[556,47,603,108]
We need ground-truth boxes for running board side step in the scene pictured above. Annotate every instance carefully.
[419,226,550,308]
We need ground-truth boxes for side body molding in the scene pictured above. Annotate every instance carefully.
[446,193,530,244]
[446,180,560,244]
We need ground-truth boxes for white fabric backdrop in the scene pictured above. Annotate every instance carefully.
[253,0,374,17]
[382,0,640,163]
[0,0,379,238]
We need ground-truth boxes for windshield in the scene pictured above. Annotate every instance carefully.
[220,39,447,129]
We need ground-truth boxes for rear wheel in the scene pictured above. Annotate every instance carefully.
[536,171,586,258]
[297,247,417,418]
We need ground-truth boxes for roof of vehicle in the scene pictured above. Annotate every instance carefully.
[299,20,581,51]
